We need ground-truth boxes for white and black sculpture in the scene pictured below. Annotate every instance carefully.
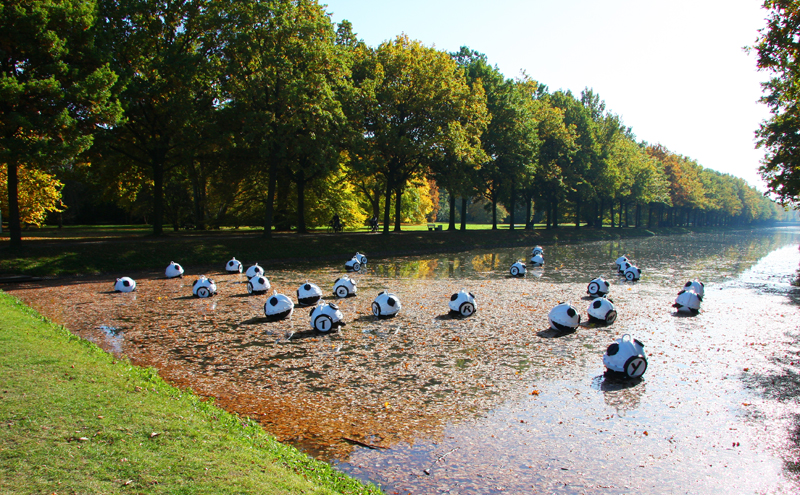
[603,334,648,379]
[587,297,617,325]
[192,275,217,298]
[310,302,345,332]
[114,277,136,293]
[165,261,184,279]
[673,289,701,314]
[226,257,243,274]
[372,290,401,318]
[245,263,264,279]
[587,277,610,297]
[510,260,527,277]
[548,302,580,332]
[264,291,294,321]
[296,281,322,306]
[449,289,476,317]
[246,275,270,295]
[333,276,357,298]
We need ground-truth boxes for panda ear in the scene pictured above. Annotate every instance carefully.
[685,281,692,287]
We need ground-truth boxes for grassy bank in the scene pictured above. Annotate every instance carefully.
[0,292,380,494]
[0,224,707,277]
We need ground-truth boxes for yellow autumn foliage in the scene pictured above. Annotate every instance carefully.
[0,165,64,227]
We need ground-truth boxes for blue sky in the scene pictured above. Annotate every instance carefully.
[326,0,771,190]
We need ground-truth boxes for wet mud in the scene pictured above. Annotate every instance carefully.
[5,228,800,494]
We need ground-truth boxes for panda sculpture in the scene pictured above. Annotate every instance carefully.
[603,334,648,379]
[587,297,617,325]
[114,277,136,293]
[226,257,243,274]
[165,261,184,279]
[247,275,271,295]
[372,290,401,318]
[345,256,363,272]
[354,252,368,265]
[333,276,357,298]
[531,246,544,257]
[296,281,322,306]
[623,264,641,282]
[683,280,705,299]
[587,277,610,297]
[510,260,527,277]
[673,289,701,314]
[245,263,264,279]
[530,254,544,267]
[264,291,294,321]
[615,255,629,272]
[310,302,345,332]
[548,302,581,332]
[192,275,217,298]
[449,289,476,317]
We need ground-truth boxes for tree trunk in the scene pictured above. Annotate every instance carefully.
[509,185,516,230]
[7,161,21,249]
[491,196,498,230]
[394,186,403,232]
[610,200,615,228]
[152,158,165,236]
[545,201,551,229]
[599,198,604,228]
[382,180,392,234]
[448,191,456,230]
[460,197,467,231]
[553,201,559,228]
[525,195,532,229]
[574,197,581,230]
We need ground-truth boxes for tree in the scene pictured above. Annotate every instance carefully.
[222,0,344,236]
[0,164,63,227]
[348,36,486,233]
[752,0,800,207]
[0,0,120,247]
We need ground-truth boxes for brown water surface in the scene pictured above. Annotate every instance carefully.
[5,228,800,494]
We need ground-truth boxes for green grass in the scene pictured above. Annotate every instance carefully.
[0,223,681,277]
[0,292,381,494]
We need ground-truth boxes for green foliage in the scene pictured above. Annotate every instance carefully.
[753,0,800,208]
[0,0,121,246]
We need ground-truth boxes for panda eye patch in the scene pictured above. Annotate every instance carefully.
[269,297,277,306]
[304,284,310,291]
[566,308,576,317]
[387,298,396,307]
[450,294,458,301]
[607,343,619,356]
[593,300,602,309]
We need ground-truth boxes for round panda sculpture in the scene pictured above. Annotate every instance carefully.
[530,254,544,267]
[296,281,322,306]
[310,302,345,332]
[603,334,647,379]
[587,297,617,325]
[264,291,294,321]
[372,290,401,318]
[587,277,610,297]
[623,264,641,282]
[449,289,476,317]
[510,260,527,277]
[531,246,544,257]
[354,252,368,265]
[165,261,184,279]
[673,289,701,314]
[192,275,217,298]
[683,280,705,299]
[615,255,629,272]
[548,302,581,332]
[333,276,357,298]
[345,256,363,272]
[226,257,243,274]
[114,277,136,293]
[247,275,271,295]
[245,263,264,279]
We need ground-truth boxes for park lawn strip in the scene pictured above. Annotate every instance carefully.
[0,292,381,495]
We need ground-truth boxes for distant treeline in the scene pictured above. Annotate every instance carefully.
[1,0,783,241]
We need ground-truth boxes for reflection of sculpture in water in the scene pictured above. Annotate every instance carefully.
[592,375,646,415]
[529,267,545,279]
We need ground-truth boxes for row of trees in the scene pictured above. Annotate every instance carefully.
[1,0,784,247]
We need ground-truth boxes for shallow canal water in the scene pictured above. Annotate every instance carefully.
[6,228,800,494]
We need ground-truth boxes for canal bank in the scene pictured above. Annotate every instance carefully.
[3,227,799,493]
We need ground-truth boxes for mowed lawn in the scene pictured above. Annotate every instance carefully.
[0,292,380,494]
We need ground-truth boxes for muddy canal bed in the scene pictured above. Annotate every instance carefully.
[6,228,800,494]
